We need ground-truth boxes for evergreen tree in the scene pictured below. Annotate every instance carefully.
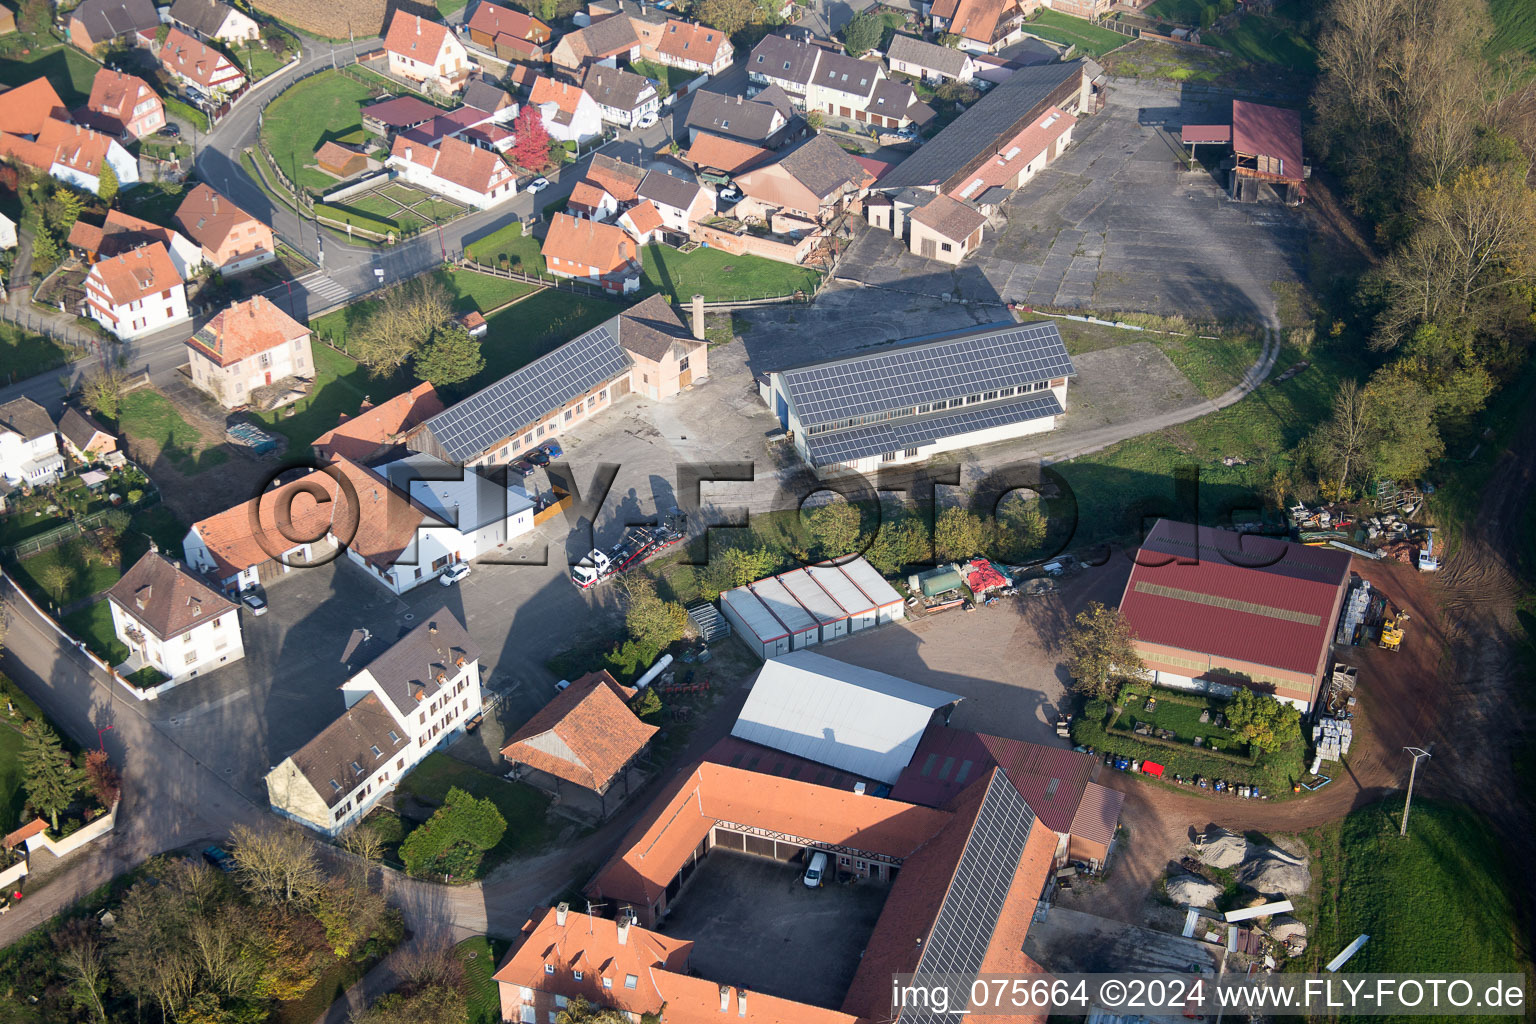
[19,724,85,831]
[414,325,485,387]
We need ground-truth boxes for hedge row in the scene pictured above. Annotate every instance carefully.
[162,96,210,133]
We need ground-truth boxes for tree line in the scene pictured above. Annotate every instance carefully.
[1306,0,1536,499]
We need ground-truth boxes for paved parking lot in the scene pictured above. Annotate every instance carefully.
[837,78,1306,324]
[663,851,890,1010]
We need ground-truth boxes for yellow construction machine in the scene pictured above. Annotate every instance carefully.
[1379,611,1408,652]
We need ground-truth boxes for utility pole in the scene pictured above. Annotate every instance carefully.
[1400,745,1432,837]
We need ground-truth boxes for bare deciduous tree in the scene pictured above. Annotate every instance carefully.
[1307,378,1375,498]
[230,822,326,907]
[55,920,109,1023]
[352,278,452,377]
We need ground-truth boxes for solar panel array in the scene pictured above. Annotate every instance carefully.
[418,319,629,462]
[902,771,1037,1024]
[782,322,1074,429]
[803,393,1063,467]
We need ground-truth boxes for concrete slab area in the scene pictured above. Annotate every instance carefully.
[661,850,890,1010]
[1025,905,1221,975]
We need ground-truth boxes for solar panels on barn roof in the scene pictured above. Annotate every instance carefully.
[416,318,628,461]
[802,392,1063,467]
[778,320,1074,429]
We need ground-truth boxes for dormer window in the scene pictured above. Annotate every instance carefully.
[370,745,381,758]
[388,730,400,742]
[602,978,613,989]
[574,971,584,981]
[351,761,363,775]
[783,61,790,69]
[544,964,555,975]
[625,975,638,990]
[330,780,342,793]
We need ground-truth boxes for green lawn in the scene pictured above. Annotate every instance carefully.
[1489,0,1536,58]
[116,389,228,474]
[0,321,78,383]
[1024,9,1129,57]
[437,0,470,15]
[118,181,188,226]
[15,539,125,607]
[457,936,512,1024]
[396,753,559,872]
[412,197,466,222]
[1044,317,1261,400]
[259,70,378,193]
[629,58,694,97]
[1145,0,1213,24]
[1203,15,1316,74]
[640,243,822,303]
[308,269,541,348]
[60,601,130,665]
[0,727,28,834]
[465,221,546,274]
[471,291,617,389]
[1299,798,1526,981]
[1110,686,1246,755]
[0,45,100,107]
[231,40,291,81]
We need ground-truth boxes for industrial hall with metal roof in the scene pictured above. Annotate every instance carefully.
[759,319,1076,472]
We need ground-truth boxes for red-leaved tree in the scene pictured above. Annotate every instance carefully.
[84,749,120,809]
[511,106,552,173]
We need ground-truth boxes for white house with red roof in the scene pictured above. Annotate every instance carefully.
[387,135,518,209]
[80,68,164,140]
[384,12,472,95]
[82,243,188,339]
[541,212,642,293]
[528,75,603,144]
[0,79,139,195]
[186,295,315,408]
[159,27,246,100]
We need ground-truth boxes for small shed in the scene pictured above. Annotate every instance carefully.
[748,577,820,650]
[806,564,877,631]
[315,141,366,178]
[834,556,905,623]
[777,567,849,641]
[720,586,791,659]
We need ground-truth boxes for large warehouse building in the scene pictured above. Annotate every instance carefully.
[1118,520,1352,711]
[759,320,1075,473]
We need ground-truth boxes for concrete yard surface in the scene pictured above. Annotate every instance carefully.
[659,850,891,1010]
[1025,905,1220,975]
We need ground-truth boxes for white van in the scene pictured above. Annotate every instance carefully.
[803,851,828,888]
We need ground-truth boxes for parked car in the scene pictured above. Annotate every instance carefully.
[527,177,549,193]
[202,846,236,873]
[803,850,828,888]
[636,110,659,129]
[554,679,571,692]
[540,441,564,461]
[510,458,538,477]
[440,562,471,586]
[527,448,551,467]
[240,591,267,616]
[718,184,743,204]
[158,123,181,138]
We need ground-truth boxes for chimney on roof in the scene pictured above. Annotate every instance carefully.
[417,14,422,33]
[736,94,742,104]
[691,294,705,340]
[405,146,414,162]
[719,985,730,1012]
[616,910,631,945]
[854,781,867,794]
[556,901,569,925]
[737,989,747,1017]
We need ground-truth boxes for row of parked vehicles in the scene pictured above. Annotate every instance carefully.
[1083,747,1263,799]
[508,441,563,478]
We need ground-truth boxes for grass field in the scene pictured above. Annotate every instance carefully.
[1024,9,1129,57]
[1048,317,1262,400]
[0,727,28,834]
[1203,15,1316,74]
[60,601,130,664]
[1145,0,1213,24]
[259,70,378,193]
[629,58,694,96]
[15,539,125,607]
[119,181,188,227]
[1489,0,1536,59]
[117,389,229,474]
[0,322,77,383]
[232,40,291,81]
[396,753,558,874]
[640,243,821,303]
[457,936,512,1024]
[472,291,617,388]
[1110,686,1246,754]
[465,221,546,273]
[307,269,540,348]
[0,46,100,107]
[1299,798,1526,980]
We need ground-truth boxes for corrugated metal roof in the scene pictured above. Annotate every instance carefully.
[721,586,789,643]
[1231,99,1303,182]
[1120,520,1351,676]
[776,568,847,625]
[748,576,819,634]
[732,650,963,783]
[1180,124,1230,144]
[806,564,877,616]
[833,556,904,608]
[1069,781,1122,847]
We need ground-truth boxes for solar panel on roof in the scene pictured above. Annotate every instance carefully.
[902,771,1036,1024]
[803,393,1062,467]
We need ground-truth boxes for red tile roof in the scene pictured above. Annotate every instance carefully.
[619,199,663,236]
[0,77,68,137]
[584,153,645,202]
[384,11,453,62]
[501,671,658,792]
[188,456,443,578]
[174,183,266,254]
[541,212,638,275]
[187,295,309,367]
[3,819,48,850]
[1180,124,1231,144]
[1119,519,1352,677]
[586,761,950,907]
[1231,99,1303,182]
[684,131,773,175]
[529,74,589,116]
[86,243,180,307]
[656,19,729,64]
[567,179,613,211]
[389,134,514,195]
[67,209,181,260]
[466,1,548,44]
[1070,781,1122,849]
[86,68,157,122]
[160,27,243,91]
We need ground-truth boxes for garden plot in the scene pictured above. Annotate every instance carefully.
[333,182,470,228]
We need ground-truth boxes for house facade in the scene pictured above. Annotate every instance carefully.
[647,18,733,75]
[160,27,246,101]
[0,399,63,488]
[746,33,824,103]
[384,13,472,95]
[82,243,188,339]
[549,13,639,71]
[82,68,164,140]
[635,169,710,239]
[930,0,1031,52]
[58,407,117,461]
[732,134,870,228]
[378,452,537,561]
[885,32,976,83]
[186,295,315,408]
[541,212,642,293]
[465,2,550,60]
[67,0,158,51]
[0,114,140,196]
[106,551,244,682]
[173,184,276,274]
[580,66,659,128]
[168,0,260,44]
[527,76,604,143]
[312,382,444,463]
[265,612,483,835]
[66,209,202,278]
[386,135,518,209]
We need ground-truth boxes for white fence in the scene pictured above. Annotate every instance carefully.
[325,169,395,203]
[24,802,119,859]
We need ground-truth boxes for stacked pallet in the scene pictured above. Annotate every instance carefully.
[1312,718,1353,761]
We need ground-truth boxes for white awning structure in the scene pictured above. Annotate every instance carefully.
[731,650,963,783]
